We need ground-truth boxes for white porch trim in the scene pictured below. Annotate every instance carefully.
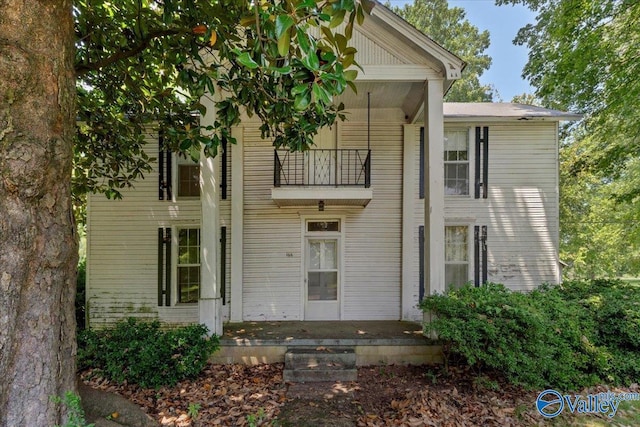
[230,126,244,322]
[423,79,446,296]
[199,93,223,336]
[401,124,417,320]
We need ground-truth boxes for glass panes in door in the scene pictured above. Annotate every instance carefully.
[307,239,338,301]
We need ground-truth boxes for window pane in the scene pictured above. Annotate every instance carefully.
[444,131,468,152]
[177,228,200,303]
[308,272,338,301]
[178,266,200,303]
[309,241,321,270]
[178,164,200,197]
[445,226,468,262]
[308,221,340,232]
[444,164,469,196]
[445,264,468,291]
[323,241,337,269]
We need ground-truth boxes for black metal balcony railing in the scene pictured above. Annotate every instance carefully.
[274,149,371,188]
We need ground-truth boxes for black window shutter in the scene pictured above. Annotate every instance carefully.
[481,225,488,284]
[158,228,172,306]
[159,135,165,200]
[474,126,489,199]
[419,127,425,199]
[221,135,228,200]
[220,226,227,305]
[158,129,172,201]
[474,226,480,286]
[158,228,164,305]
[474,225,488,286]
[418,225,425,300]
[164,228,171,306]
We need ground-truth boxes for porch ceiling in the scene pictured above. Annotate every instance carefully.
[336,81,423,118]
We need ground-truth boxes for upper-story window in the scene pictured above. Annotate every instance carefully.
[444,130,469,196]
[176,154,200,198]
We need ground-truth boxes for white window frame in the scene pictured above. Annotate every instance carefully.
[444,128,473,198]
[444,224,472,290]
[172,224,201,305]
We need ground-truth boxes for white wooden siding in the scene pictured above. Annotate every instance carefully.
[410,122,560,304]
[241,119,404,321]
[86,130,232,328]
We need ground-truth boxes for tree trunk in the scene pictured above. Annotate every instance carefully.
[0,1,77,426]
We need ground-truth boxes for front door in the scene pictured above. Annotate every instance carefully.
[305,237,339,320]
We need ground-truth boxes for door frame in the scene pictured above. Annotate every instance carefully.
[300,215,345,320]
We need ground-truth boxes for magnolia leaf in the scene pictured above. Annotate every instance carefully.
[345,21,353,39]
[320,25,335,44]
[277,29,291,56]
[343,69,357,81]
[236,52,259,69]
[330,9,346,29]
[240,15,256,27]
[275,15,295,39]
[294,90,311,110]
[312,82,331,104]
[291,84,309,96]
[304,51,320,70]
[296,27,311,54]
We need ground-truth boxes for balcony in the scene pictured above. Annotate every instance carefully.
[271,149,373,207]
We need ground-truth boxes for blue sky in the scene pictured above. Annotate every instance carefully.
[388,0,537,101]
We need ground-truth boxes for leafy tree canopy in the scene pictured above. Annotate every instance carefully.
[497,0,640,181]
[74,0,371,200]
[391,0,495,102]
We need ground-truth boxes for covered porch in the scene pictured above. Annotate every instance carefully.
[210,320,443,366]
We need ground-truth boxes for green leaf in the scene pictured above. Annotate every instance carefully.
[277,29,291,57]
[312,82,331,104]
[330,9,346,29]
[345,21,353,39]
[294,90,311,110]
[236,52,259,69]
[275,15,295,39]
[343,69,357,81]
[320,25,335,45]
[296,27,311,54]
[356,5,365,26]
[291,84,309,95]
[304,51,320,71]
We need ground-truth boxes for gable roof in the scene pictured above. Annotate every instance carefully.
[444,103,583,122]
[365,1,465,83]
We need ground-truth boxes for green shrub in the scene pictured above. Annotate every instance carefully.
[77,318,219,388]
[421,283,600,390]
[422,280,640,390]
[558,279,640,383]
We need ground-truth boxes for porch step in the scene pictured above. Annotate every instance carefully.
[283,347,357,383]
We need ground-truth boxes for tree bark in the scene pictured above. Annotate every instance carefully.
[0,1,77,426]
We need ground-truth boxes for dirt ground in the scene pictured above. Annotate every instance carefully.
[80,363,634,426]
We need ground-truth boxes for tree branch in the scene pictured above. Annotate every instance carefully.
[75,29,182,76]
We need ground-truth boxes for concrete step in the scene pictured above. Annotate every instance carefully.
[283,347,357,383]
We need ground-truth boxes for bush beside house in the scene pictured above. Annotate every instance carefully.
[78,318,219,388]
[422,279,640,390]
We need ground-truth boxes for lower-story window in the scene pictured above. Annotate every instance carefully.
[445,225,469,290]
[177,228,200,303]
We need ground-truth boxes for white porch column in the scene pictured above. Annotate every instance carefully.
[230,126,243,322]
[199,93,223,336]
[401,124,417,320]
[423,79,446,296]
